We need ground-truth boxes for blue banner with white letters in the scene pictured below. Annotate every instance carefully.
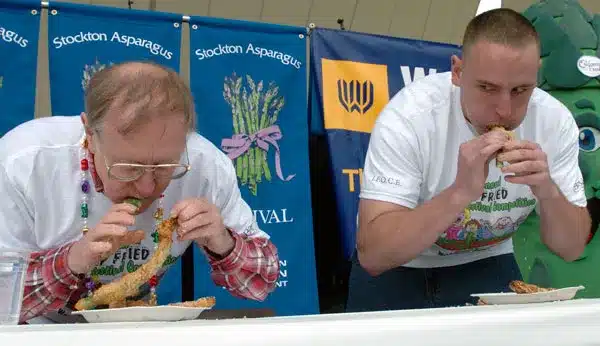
[188,17,319,316]
[47,1,182,116]
[0,0,40,136]
[310,28,461,259]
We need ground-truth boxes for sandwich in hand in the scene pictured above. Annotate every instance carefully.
[486,124,514,168]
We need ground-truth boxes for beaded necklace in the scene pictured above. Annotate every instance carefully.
[79,137,163,305]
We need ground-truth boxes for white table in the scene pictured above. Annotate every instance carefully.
[1,299,600,345]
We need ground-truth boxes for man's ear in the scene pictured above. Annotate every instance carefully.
[451,55,463,87]
[80,112,96,153]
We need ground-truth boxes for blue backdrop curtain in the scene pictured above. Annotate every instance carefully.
[188,16,319,316]
[309,28,461,260]
[47,2,182,116]
[0,0,41,136]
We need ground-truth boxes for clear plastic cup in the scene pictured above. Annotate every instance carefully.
[0,251,29,325]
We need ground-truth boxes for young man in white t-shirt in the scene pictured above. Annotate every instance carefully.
[0,61,279,323]
[346,8,591,311]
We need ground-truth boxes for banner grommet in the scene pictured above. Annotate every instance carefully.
[30,9,38,15]
[50,9,57,15]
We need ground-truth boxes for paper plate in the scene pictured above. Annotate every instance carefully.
[471,286,585,305]
[71,305,212,323]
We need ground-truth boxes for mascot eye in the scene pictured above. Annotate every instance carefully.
[578,127,600,152]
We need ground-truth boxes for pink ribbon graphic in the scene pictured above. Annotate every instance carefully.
[221,125,295,181]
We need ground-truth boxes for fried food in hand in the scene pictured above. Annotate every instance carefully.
[509,280,554,294]
[486,124,515,168]
[124,197,143,209]
[74,217,178,311]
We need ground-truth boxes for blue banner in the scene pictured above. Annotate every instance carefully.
[0,0,40,136]
[47,2,182,116]
[188,17,319,316]
[310,28,461,260]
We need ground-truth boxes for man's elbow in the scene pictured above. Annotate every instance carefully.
[356,246,404,277]
[560,212,593,262]
[547,238,587,262]
[558,248,585,262]
[356,249,382,276]
[560,242,587,262]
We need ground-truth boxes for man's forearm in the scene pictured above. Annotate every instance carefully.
[21,244,84,322]
[358,184,472,275]
[537,185,590,261]
[206,233,280,301]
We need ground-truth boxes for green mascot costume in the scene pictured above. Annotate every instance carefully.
[513,0,600,297]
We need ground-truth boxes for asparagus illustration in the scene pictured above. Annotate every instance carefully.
[222,72,285,196]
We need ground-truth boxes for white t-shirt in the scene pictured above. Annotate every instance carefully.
[360,72,586,268]
[0,116,267,284]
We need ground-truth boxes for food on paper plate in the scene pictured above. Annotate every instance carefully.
[169,296,216,308]
[508,280,555,294]
[486,124,515,168]
[108,296,216,309]
[475,280,556,305]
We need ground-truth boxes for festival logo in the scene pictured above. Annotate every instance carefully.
[321,59,389,133]
[82,58,114,90]
[436,177,535,252]
[437,211,526,252]
[220,73,295,196]
[337,79,374,114]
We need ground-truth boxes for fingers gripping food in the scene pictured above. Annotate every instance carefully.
[111,229,145,249]
[74,217,178,311]
[486,124,514,168]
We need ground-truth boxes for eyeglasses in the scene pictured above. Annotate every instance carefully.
[107,162,190,182]
[98,144,191,182]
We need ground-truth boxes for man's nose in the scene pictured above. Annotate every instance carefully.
[134,170,156,197]
[495,92,512,118]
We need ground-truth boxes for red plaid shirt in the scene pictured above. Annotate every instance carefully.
[20,232,279,323]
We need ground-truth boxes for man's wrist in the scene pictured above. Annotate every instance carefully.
[532,181,561,202]
[66,242,85,275]
[447,184,474,209]
[203,229,236,258]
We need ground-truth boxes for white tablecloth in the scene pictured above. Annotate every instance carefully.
[1,299,600,345]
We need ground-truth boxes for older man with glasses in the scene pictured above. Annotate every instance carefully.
[0,61,279,324]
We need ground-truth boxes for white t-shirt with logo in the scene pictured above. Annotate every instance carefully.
[360,72,586,268]
[0,116,267,288]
